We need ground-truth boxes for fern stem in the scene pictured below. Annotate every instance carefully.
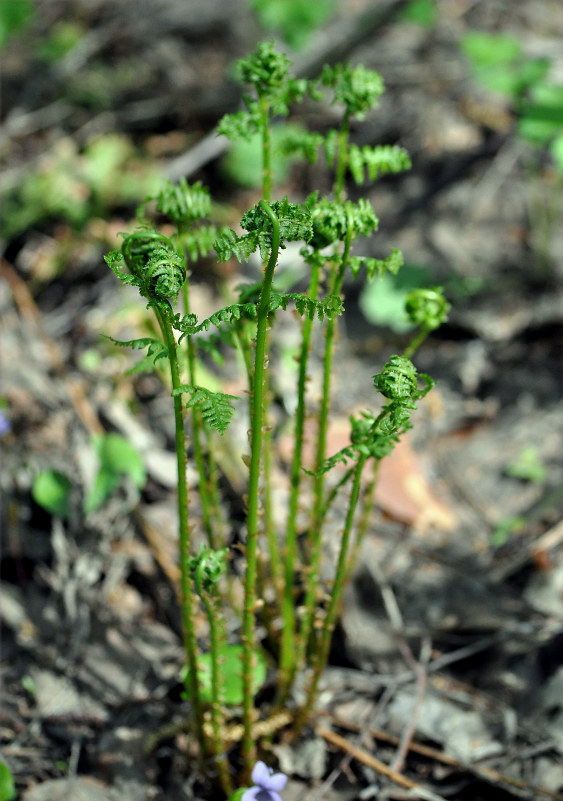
[195,562,232,797]
[278,255,321,697]
[260,93,272,202]
[346,458,379,579]
[154,305,207,758]
[258,92,277,604]
[335,112,350,202]
[182,278,217,550]
[299,222,353,679]
[241,200,280,775]
[402,323,432,361]
[296,453,367,732]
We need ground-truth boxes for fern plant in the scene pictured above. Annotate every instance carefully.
[104,39,449,796]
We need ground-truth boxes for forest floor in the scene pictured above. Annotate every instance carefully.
[2,2,563,800]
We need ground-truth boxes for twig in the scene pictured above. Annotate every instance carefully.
[317,725,449,801]
[329,718,563,800]
[391,637,430,773]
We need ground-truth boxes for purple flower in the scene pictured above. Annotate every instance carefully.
[241,761,287,801]
[0,411,10,437]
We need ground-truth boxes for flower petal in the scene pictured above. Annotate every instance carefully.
[251,761,271,786]
[241,788,259,801]
[265,772,287,792]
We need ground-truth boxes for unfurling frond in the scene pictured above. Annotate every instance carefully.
[405,287,450,330]
[241,197,313,257]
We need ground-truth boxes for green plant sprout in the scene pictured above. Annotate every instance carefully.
[104,40,449,794]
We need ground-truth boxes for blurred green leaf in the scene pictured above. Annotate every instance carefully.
[84,433,146,513]
[32,470,71,518]
[359,264,430,333]
[250,0,337,50]
[0,763,16,801]
[38,21,83,63]
[506,447,547,483]
[398,0,437,27]
[550,132,563,172]
[461,33,550,100]
[518,83,563,144]
[0,0,34,46]
[461,32,521,69]
[222,122,306,188]
[183,645,267,706]
[491,516,525,548]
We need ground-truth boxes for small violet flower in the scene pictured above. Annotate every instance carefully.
[0,411,10,437]
[241,761,287,801]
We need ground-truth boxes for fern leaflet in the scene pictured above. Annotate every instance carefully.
[349,248,403,280]
[348,144,411,185]
[172,385,239,435]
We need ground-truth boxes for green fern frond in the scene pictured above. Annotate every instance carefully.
[156,178,211,226]
[281,129,325,164]
[323,128,339,168]
[320,63,384,119]
[216,106,260,142]
[204,303,258,330]
[348,144,411,185]
[104,335,168,363]
[104,250,141,289]
[241,197,313,257]
[349,248,403,280]
[182,225,228,261]
[213,228,261,262]
[174,302,259,341]
[346,198,379,238]
[304,445,356,476]
[172,385,239,435]
[269,292,344,321]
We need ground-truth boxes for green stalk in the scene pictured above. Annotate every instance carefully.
[258,93,277,583]
[402,324,431,361]
[295,453,367,731]
[346,458,380,579]
[259,93,272,203]
[335,112,350,202]
[195,562,232,797]
[154,305,207,758]
[241,200,280,774]
[278,256,321,695]
[298,223,353,679]
[182,277,217,549]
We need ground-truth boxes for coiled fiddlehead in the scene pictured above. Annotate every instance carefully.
[373,354,419,403]
[121,229,186,304]
[405,287,450,330]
